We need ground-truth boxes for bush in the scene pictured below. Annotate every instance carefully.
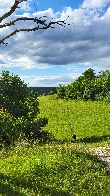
[57,84,66,99]
[26,117,49,142]
[0,71,48,146]
[0,108,17,146]
[48,89,56,95]
[57,69,110,101]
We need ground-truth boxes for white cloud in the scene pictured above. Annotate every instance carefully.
[0,0,32,17]
[0,0,110,86]
[100,6,110,19]
[19,0,32,12]
[81,0,110,9]
[0,54,51,69]
[20,74,77,87]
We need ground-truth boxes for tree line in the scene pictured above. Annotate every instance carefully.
[57,68,110,102]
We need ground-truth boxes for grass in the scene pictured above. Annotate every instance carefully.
[0,95,110,196]
[39,95,110,146]
[0,143,110,196]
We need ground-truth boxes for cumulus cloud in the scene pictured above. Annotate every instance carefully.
[81,0,110,9]
[0,0,110,86]
[20,74,77,87]
[0,0,32,17]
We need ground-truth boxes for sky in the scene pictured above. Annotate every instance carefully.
[0,0,110,87]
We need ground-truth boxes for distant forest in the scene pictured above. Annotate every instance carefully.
[29,87,57,95]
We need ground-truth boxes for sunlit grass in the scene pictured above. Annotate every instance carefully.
[39,95,110,146]
[0,143,110,196]
[0,95,110,196]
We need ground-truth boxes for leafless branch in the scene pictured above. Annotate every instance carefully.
[0,0,24,23]
[0,0,73,46]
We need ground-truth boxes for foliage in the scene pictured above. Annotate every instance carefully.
[24,117,49,142]
[82,68,96,81]
[57,84,66,99]
[47,89,57,95]
[0,70,48,146]
[57,68,110,102]
[0,108,17,146]
[0,70,30,118]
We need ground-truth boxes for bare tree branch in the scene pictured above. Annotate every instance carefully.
[0,17,47,28]
[0,0,73,46]
[0,0,24,23]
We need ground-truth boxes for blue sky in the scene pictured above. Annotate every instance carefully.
[0,0,110,86]
[30,0,83,12]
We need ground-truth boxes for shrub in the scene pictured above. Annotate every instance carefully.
[0,108,17,146]
[0,71,48,146]
[57,69,110,101]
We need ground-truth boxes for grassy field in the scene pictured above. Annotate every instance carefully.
[39,95,110,145]
[0,95,110,196]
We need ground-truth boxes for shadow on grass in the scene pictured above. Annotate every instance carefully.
[45,133,110,145]
[0,175,25,196]
[0,171,71,196]
[78,134,110,143]
[0,150,110,196]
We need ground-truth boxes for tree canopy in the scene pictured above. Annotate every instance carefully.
[57,69,110,102]
[0,70,48,146]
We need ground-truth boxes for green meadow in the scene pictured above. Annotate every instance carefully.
[0,95,110,196]
[39,95,110,145]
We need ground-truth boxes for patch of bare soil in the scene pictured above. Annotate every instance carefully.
[89,145,110,170]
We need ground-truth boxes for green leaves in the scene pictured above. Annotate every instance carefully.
[82,68,96,81]
[0,71,48,146]
[0,70,29,118]
[0,108,17,146]
[57,84,66,99]
[57,69,110,101]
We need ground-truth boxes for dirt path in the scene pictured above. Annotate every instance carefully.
[89,145,110,170]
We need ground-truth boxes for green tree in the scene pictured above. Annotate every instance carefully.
[57,69,110,102]
[0,70,48,146]
[82,68,96,81]
[0,70,30,118]
[97,70,109,78]
[57,84,66,99]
